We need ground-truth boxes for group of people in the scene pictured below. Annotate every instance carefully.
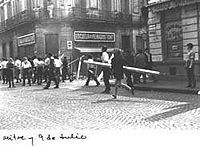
[84,46,156,99]
[0,53,70,89]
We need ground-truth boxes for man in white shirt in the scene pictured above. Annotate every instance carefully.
[33,56,39,84]
[14,57,22,83]
[101,46,111,93]
[54,55,63,83]
[21,57,32,86]
[1,58,8,84]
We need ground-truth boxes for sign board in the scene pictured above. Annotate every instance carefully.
[74,31,115,42]
[149,0,199,12]
[67,41,73,50]
[17,33,36,47]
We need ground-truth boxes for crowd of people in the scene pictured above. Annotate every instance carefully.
[0,53,69,89]
[0,46,156,99]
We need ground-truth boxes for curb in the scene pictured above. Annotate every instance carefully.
[110,82,200,95]
[134,86,199,95]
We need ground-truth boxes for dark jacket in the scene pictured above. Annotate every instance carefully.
[111,54,125,80]
[135,52,147,68]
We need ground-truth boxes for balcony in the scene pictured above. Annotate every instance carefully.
[0,7,142,32]
[0,10,35,32]
[37,7,135,25]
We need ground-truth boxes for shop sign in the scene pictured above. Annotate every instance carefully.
[149,0,199,13]
[74,31,115,42]
[17,33,36,47]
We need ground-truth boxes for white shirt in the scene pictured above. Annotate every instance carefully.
[33,58,39,67]
[54,59,62,68]
[44,58,50,66]
[22,60,32,69]
[1,61,8,69]
[87,58,95,69]
[15,59,22,68]
[38,60,44,67]
[101,52,109,63]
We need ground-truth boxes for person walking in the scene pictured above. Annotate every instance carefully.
[185,43,196,88]
[111,49,125,99]
[144,48,157,82]
[85,54,100,87]
[6,58,15,88]
[61,57,68,82]
[43,54,59,89]
[101,46,111,94]
[14,57,22,83]
[37,57,44,85]
[135,49,147,84]
[21,57,32,86]
[124,50,135,95]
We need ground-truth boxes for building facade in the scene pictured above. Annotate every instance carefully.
[0,0,147,60]
[147,0,200,80]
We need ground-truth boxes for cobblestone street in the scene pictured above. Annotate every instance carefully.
[1,80,200,130]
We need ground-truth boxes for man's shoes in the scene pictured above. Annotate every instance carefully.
[112,95,117,99]
[54,86,59,89]
[43,87,49,89]
[101,90,110,94]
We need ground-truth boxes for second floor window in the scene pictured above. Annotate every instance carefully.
[111,0,121,12]
[86,0,102,10]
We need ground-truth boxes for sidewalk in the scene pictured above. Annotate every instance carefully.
[132,80,200,95]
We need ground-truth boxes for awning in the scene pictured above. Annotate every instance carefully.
[74,47,115,53]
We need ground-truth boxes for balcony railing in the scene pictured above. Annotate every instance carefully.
[37,7,134,25]
[0,7,142,32]
[0,10,35,32]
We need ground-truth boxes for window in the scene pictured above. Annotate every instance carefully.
[86,0,102,10]
[111,0,121,12]
[131,0,139,14]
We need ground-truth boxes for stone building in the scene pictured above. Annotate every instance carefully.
[0,0,147,60]
[147,0,200,80]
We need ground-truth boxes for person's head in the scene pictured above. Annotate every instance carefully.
[23,57,28,62]
[187,43,193,51]
[102,46,107,52]
[48,53,52,58]
[9,58,14,63]
[113,48,121,57]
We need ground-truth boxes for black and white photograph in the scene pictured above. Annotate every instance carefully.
[0,0,200,147]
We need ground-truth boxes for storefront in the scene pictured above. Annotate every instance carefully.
[147,0,200,80]
[17,33,36,59]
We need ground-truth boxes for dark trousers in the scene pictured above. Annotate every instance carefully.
[85,68,99,86]
[124,70,134,87]
[2,69,7,84]
[22,68,31,86]
[7,69,14,87]
[55,67,60,82]
[45,70,59,88]
[186,67,196,87]
[43,66,49,82]
[37,67,43,85]
[32,68,38,84]
[62,68,68,81]
[103,67,110,91]
[15,68,21,82]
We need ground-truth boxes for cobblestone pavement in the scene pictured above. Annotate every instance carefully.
[1,80,200,130]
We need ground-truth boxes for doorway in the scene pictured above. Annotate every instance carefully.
[45,34,59,56]
[122,35,130,52]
